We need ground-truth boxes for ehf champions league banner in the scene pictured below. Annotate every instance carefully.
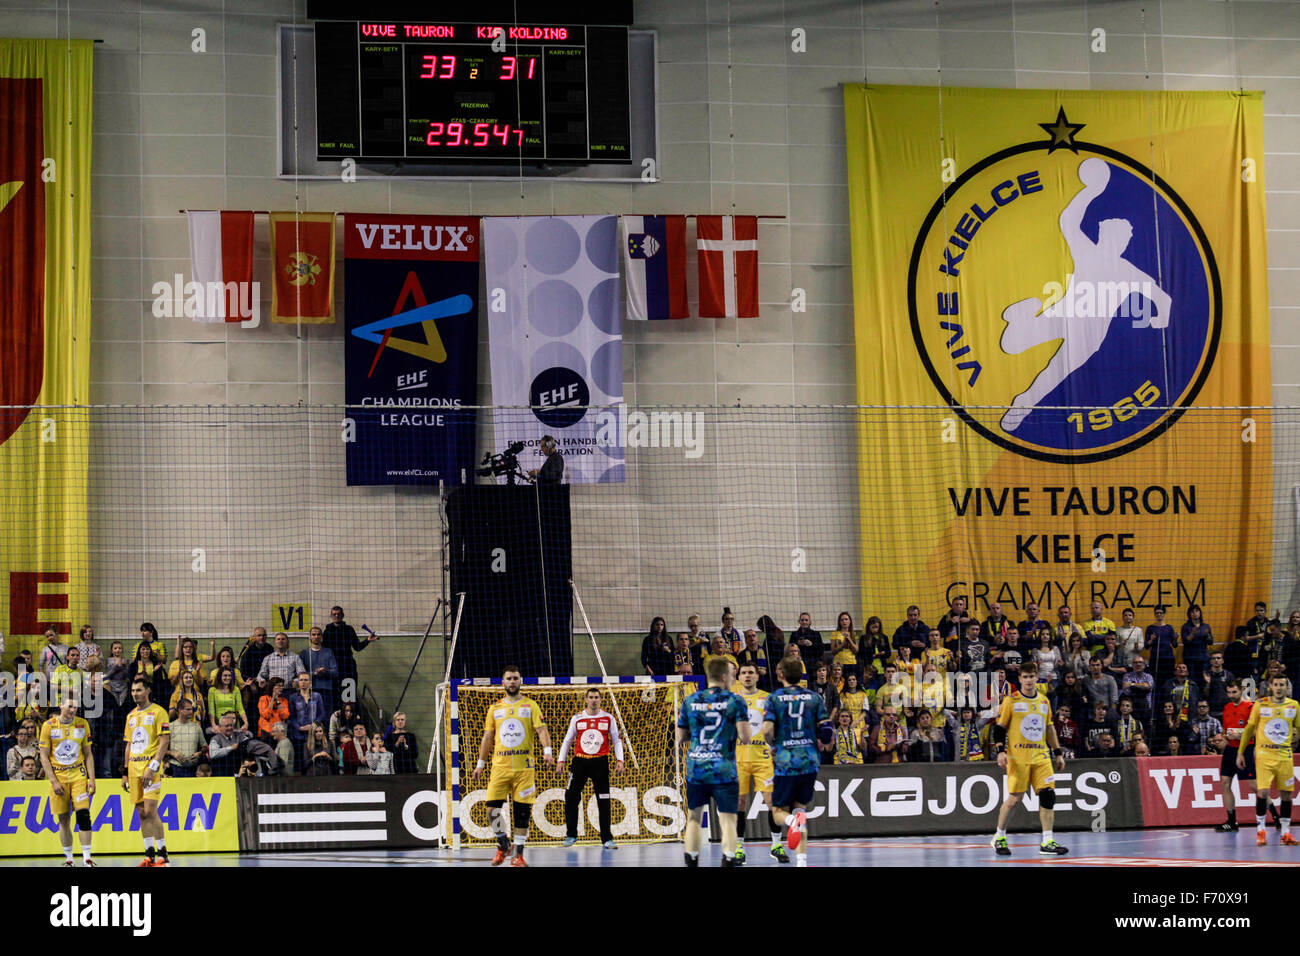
[844,86,1271,623]
[484,216,625,484]
[344,215,479,485]
[0,41,92,640]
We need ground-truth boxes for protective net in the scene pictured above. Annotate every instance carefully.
[443,677,698,847]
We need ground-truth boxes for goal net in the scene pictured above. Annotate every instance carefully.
[442,676,700,847]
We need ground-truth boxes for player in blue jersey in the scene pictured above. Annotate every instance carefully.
[763,656,831,867]
[676,656,751,867]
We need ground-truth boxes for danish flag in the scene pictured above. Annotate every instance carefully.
[696,215,758,318]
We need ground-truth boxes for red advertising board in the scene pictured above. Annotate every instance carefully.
[1137,755,1262,826]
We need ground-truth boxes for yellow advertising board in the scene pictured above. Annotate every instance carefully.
[844,86,1271,627]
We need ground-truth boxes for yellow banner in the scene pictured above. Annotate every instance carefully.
[0,40,92,643]
[0,779,238,856]
[845,86,1270,628]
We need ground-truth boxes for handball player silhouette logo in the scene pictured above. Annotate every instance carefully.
[0,79,47,445]
[908,110,1221,463]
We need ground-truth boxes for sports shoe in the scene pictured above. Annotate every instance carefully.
[1039,840,1069,856]
[602,840,618,850]
[1281,833,1299,846]
[1257,830,1268,846]
[770,845,790,864]
[734,845,746,863]
[153,858,169,867]
[510,854,529,867]
[137,857,155,867]
[561,836,577,847]
[786,810,807,852]
[992,836,1011,856]
[721,855,739,867]
[1214,820,1239,832]
[83,859,95,867]
[684,853,699,867]
[62,860,74,867]
[491,847,511,866]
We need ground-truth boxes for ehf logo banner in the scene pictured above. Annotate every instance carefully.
[344,214,480,485]
[484,216,625,484]
[844,86,1271,621]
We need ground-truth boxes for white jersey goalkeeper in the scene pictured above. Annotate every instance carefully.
[557,688,625,849]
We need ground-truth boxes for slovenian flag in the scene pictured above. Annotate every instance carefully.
[621,215,688,320]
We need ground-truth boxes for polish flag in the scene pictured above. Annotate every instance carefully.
[696,215,758,318]
[186,210,254,322]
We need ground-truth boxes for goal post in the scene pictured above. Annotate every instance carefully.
[443,675,702,848]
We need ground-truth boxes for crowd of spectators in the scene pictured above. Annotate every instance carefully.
[0,608,424,780]
[643,598,1300,765]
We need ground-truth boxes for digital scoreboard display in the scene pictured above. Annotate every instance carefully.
[314,20,631,163]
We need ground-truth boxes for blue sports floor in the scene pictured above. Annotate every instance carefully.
[11,828,1300,866]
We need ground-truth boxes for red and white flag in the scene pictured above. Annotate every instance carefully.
[696,215,758,318]
[186,210,254,322]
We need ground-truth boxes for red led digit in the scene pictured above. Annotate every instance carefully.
[447,122,463,145]
[426,122,443,145]
[419,54,436,79]
[439,55,455,79]
[492,124,508,145]
[500,55,515,80]
[473,123,489,146]
[526,57,536,79]
[513,127,522,146]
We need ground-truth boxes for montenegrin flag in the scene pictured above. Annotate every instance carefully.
[270,211,335,323]
[622,215,688,320]
[186,210,254,322]
[696,215,758,318]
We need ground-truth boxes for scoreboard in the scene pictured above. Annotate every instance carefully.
[314,20,632,163]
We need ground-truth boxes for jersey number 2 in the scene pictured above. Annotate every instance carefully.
[699,711,723,744]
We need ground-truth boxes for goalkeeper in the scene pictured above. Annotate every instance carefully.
[557,687,625,849]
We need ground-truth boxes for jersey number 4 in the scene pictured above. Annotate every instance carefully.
[786,700,805,731]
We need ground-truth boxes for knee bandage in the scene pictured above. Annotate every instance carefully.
[512,800,531,830]
[75,808,93,831]
[1038,788,1056,809]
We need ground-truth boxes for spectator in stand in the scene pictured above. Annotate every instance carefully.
[1054,669,1086,718]
[1188,700,1223,755]
[1203,652,1232,719]
[258,632,306,688]
[15,754,39,780]
[829,613,859,680]
[322,606,378,697]
[258,677,290,741]
[1222,625,1260,684]
[938,596,973,642]
[673,633,698,677]
[1080,600,1116,655]
[1088,730,1120,760]
[366,733,394,774]
[875,662,909,715]
[755,615,786,677]
[735,629,769,690]
[717,608,744,655]
[857,616,890,686]
[702,635,738,677]
[1145,605,1178,687]
[906,709,950,763]
[80,649,112,770]
[922,628,955,675]
[892,605,930,657]
[168,668,206,725]
[6,719,41,780]
[167,698,206,777]
[953,706,985,761]
[1133,739,1151,757]
[104,641,129,712]
[999,629,1025,683]
[1018,601,1050,650]
[272,722,294,776]
[1054,704,1080,760]
[1115,698,1145,755]
[330,701,365,748]
[239,627,272,686]
[959,622,993,675]
[38,627,70,678]
[1152,701,1190,755]
[73,626,101,671]
[304,723,336,776]
[685,614,710,663]
[868,706,907,763]
[300,626,339,717]
[1082,699,1119,756]
[208,646,243,688]
[385,712,419,774]
[1162,662,1201,724]
[50,646,83,709]
[1244,601,1272,639]
[1096,633,1127,682]
[341,722,371,775]
[640,616,674,676]
[1281,613,1300,687]
[1083,657,1119,714]
[133,623,167,665]
[1264,659,1293,698]
[1122,654,1156,724]
[1064,632,1090,679]
[839,672,869,728]
[289,672,326,767]
[1261,617,1287,675]
[1181,604,1213,678]
[980,601,1013,645]
[1033,635,1064,691]
[167,636,213,691]
[831,710,864,764]
[1116,608,1143,662]
[126,641,168,703]
[208,712,251,776]
[1052,605,1084,654]
[1165,736,1185,757]
[789,611,824,666]
[207,666,247,734]
[809,662,840,733]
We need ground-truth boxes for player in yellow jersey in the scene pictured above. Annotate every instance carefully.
[471,665,555,867]
[122,676,171,866]
[990,661,1068,856]
[38,695,96,866]
[1237,674,1300,846]
[733,662,788,864]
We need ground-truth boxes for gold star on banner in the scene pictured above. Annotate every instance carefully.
[1039,107,1086,153]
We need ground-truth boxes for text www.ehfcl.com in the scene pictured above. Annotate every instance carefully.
[1113,916,1250,930]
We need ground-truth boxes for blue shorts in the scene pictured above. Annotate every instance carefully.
[772,772,818,809]
[686,780,740,814]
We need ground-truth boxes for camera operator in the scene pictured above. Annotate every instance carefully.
[528,435,564,485]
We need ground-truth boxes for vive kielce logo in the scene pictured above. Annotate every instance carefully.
[50,887,151,936]
[909,109,1222,463]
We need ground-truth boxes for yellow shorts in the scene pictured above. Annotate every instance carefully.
[126,764,165,805]
[485,766,536,803]
[1256,754,1296,792]
[1007,758,1054,795]
[49,776,91,816]
[737,760,775,795]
